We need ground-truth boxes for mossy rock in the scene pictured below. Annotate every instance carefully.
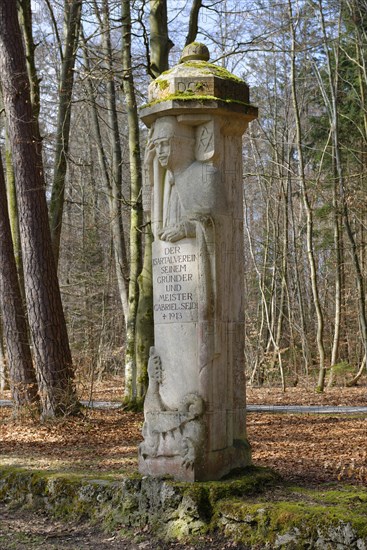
[1,466,367,548]
[215,485,367,548]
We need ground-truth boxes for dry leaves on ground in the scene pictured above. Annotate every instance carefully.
[1,380,366,486]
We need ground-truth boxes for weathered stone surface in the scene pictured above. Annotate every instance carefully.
[180,42,210,63]
[147,58,250,105]
[139,43,257,482]
[1,467,367,548]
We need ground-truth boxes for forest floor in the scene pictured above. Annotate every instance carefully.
[1,378,367,485]
[0,378,366,548]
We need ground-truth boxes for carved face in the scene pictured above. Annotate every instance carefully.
[153,137,172,168]
[151,116,195,171]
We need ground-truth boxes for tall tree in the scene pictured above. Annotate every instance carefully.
[17,0,42,147]
[81,4,130,322]
[185,0,203,46]
[0,151,38,412]
[121,0,144,403]
[0,0,79,417]
[312,0,367,384]
[49,0,82,265]
[149,0,173,77]
[289,0,326,390]
[128,0,204,402]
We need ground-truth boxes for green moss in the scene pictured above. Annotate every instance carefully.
[195,81,205,91]
[169,466,279,526]
[159,62,243,83]
[1,466,367,546]
[0,531,45,548]
[183,62,243,82]
[215,497,367,546]
[122,396,144,412]
[290,484,367,506]
[165,517,208,540]
[156,79,169,90]
[140,92,253,110]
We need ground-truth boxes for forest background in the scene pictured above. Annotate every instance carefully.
[0,0,366,419]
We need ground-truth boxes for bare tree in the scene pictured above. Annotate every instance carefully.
[149,0,173,77]
[81,4,130,322]
[0,0,79,417]
[288,0,326,390]
[121,0,144,403]
[49,0,83,265]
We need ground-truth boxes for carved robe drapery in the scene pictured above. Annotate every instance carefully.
[139,111,249,480]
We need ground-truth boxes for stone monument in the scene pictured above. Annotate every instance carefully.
[138,43,258,481]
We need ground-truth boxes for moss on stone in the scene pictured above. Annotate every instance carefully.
[122,396,144,412]
[156,79,169,90]
[140,92,253,110]
[215,497,367,546]
[290,483,367,508]
[159,62,243,83]
[167,466,279,529]
[1,465,367,547]
[194,81,205,91]
[182,62,243,82]
[212,482,367,547]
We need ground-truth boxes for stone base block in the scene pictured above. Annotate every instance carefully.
[138,439,252,482]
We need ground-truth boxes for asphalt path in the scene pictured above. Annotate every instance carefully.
[1,400,367,414]
[246,404,367,414]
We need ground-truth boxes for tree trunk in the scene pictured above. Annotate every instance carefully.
[135,224,154,400]
[49,0,82,265]
[328,164,342,387]
[0,0,79,417]
[185,0,203,46]
[0,151,39,411]
[122,0,143,403]
[81,14,129,322]
[288,0,326,391]
[149,0,173,77]
[4,133,22,274]
[0,320,7,393]
[128,0,176,403]
[17,0,42,148]
[288,172,312,377]
[315,0,367,385]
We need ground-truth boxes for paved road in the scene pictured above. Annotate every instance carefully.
[0,400,123,409]
[246,404,367,414]
[1,400,367,414]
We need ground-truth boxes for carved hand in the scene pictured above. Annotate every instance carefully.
[144,140,156,164]
[158,221,196,242]
[158,225,186,242]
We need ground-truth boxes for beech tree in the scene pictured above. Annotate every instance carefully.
[121,0,144,403]
[81,3,129,323]
[0,0,78,417]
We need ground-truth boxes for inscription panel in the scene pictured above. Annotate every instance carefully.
[153,240,198,324]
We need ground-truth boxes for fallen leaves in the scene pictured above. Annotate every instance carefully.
[0,383,366,485]
[248,411,367,485]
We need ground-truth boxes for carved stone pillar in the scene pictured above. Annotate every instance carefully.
[139,43,258,481]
